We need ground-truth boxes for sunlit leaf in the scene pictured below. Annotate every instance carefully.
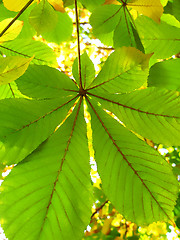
[48,0,65,12]
[87,97,178,225]
[0,56,33,85]
[1,38,58,67]
[135,15,180,59]
[3,0,33,12]
[127,0,164,23]
[0,101,93,240]
[29,1,58,35]
[148,59,180,91]
[92,87,180,145]
[88,47,151,93]
[72,52,95,88]
[42,10,73,44]
[0,18,23,43]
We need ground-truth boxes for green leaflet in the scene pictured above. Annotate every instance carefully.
[0,82,25,99]
[79,0,105,12]
[113,7,144,51]
[148,58,180,91]
[72,52,95,89]
[42,10,73,44]
[0,39,58,67]
[0,99,93,240]
[0,56,32,85]
[86,97,178,225]
[135,15,180,59]
[90,4,122,35]
[88,47,151,93]
[0,95,77,165]
[88,87,180,145]
[29,1,58,35]
[16,64,78,99]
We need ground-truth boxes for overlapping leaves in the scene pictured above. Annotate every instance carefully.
[0,46,179,240]
[90,0,180,59]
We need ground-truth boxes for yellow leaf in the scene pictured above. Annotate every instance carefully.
[0,18,23,43]
[3,0,34,12]
[127,0,164,23]
[104,0,121,5]
[0,56,33,85]
[48,0,65,13]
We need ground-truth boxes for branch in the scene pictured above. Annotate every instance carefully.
[74,0,82,90]
[91,200,109,219]
[0,0,35,38]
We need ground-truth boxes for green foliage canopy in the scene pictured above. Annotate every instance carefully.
[0,0,179,239]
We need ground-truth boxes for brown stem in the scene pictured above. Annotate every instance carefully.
[91,200,109,219]
[0,0,35,38]
[74,0,82,90]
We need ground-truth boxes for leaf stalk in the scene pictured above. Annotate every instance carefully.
[74,0,82,90]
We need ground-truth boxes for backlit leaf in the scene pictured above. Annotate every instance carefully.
[0,56,33,85]
[148,59,180,91]
[127,0,164,23]
[86,97,178,225]
[72,52,95,88]
[91,87,180,145]
[88,47,151,93]
[0,38,58,67]
[48,0,65,12]
[3,0,33,12]
[0,100,93,240]
[29,1,58,35]
[0,18,23,43]
[135,15,180,59]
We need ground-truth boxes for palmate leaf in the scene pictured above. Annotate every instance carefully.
[86,97,178,225]
[0,46,179,239]
[0,99,93,240]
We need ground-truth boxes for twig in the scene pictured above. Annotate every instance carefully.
[0,0,35,38]
[74,0,82,89]
[91,200,109,219]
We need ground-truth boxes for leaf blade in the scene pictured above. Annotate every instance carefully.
[0,56,33,85]
[87,96,178,225]
[0,99,93,240]
[88,47,151,93]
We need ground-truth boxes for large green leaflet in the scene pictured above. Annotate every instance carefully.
[88,47,150,93]
[0,100,93,240]
[0,38,58,67]
[89,87,180,146]
[86,97,178,225]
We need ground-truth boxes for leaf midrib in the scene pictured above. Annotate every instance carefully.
[2,96,78,139]
[88,92,180,119]
[38,97,82,237]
